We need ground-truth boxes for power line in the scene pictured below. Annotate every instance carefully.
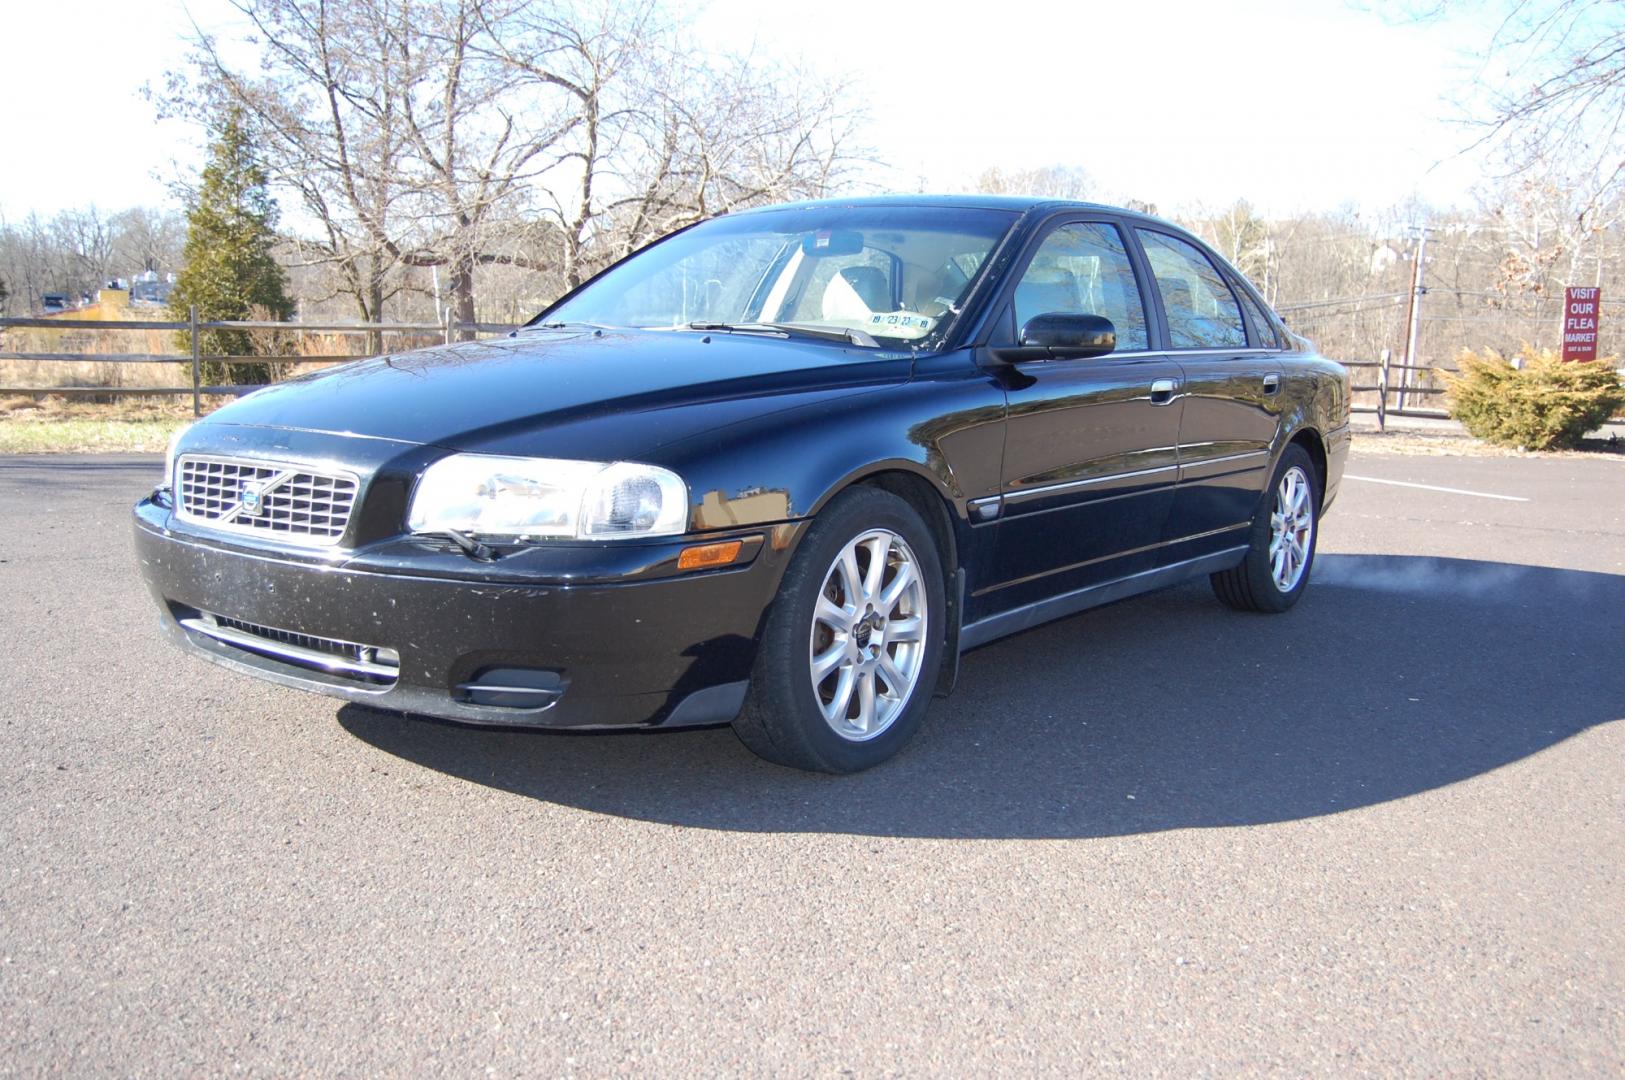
[1420,288,1625,307]
[1276,292,1409,313]
[1285,301,1409,322]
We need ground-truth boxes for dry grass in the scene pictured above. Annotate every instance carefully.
[0,322,181,391]
[0,396,209,453]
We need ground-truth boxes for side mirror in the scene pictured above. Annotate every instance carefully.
[1019,313,1115,359]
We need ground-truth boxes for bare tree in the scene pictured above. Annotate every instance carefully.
[1386,1,1625,198]
[1481,166,1623,293]
[160,0,865,335]
[0,204,186,316]
[109,207,187,277]
[0,213,54,314]
[973,164,1096,201]
[445,0,864,289]
[163,0,431,347]
[611,52,861,270]
[1468,0,1625,195]
[51,208,117,294]
[1187,199,1278,298]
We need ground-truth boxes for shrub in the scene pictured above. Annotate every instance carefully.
[1444,347,1624,450]
[170,106,293,387]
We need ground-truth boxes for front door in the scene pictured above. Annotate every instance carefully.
[977,219,1185,616]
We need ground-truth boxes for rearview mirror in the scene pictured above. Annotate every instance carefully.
[1019,313,1116,359]
[801,229,865,256]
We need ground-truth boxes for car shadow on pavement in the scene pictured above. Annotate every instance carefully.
[338,554,1625,839]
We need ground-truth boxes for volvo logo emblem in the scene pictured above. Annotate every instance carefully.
[239,480,266,516]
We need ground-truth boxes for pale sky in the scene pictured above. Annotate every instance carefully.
[0,0,1501,223]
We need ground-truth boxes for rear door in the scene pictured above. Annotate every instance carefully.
[978,217,1186,612]
[1134,228,1281,546]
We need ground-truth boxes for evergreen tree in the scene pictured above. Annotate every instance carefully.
[171,107,292,386]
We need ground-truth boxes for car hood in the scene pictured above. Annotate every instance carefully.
[201,327,912,457]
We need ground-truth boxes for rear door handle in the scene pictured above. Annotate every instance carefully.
[1149,378,1178,405]
[1262,372,1281,395]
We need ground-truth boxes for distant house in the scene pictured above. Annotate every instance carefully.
[40,293,69,313]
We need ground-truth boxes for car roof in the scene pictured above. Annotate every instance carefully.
[732,193,1174,227]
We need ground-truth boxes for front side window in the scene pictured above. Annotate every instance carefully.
[543,206,1019,351]
[1010,222,1149,351]
[1137,230,1247,349]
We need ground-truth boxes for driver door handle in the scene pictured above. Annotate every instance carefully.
[1149,378,1179,405]
[1262,372,1281,395]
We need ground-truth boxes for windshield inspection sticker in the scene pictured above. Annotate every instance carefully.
[868,312,936,337]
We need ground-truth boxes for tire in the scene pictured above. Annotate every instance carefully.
[1210,444,1320,614]
[732,486,946,773]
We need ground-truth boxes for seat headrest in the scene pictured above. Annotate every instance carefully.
[1162,279,1193,312]
[839,266,891,311]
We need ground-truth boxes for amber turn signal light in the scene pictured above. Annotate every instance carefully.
[677,539,744,571]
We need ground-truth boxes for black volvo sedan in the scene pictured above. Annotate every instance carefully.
[134,196,1349,772]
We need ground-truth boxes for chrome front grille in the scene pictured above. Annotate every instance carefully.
[176,456,359,544]
[178,609,399,686]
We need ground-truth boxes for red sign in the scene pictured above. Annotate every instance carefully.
[1562,286,1601,361]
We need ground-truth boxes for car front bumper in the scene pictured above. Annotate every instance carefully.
[133,495,800,729]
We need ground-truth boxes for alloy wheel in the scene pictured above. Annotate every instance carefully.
[808,528,929,741]
[1268,465,1314,593]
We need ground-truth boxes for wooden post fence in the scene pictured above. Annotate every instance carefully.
[1376,348,1390,433]
[189,305,201,417]
[0,315,518,403]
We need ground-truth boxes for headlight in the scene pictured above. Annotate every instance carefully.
[407,454,689,540]
[164,423,192,490]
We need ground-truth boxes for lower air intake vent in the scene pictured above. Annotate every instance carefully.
[178,609,398,687]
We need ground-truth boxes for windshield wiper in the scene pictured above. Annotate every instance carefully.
[687,322,772,334]
[442,528,494,561]
[688,321,879,348]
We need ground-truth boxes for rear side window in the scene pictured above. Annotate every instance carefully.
[1137,230,1246,349]
[1012,222,1149,351]
[1236,288,1282,350]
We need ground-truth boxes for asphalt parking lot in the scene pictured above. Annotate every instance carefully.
[2,447,1621,1075]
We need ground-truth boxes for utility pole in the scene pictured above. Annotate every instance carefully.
[1397,224,1429,412]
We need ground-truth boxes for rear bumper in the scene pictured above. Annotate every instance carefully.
[1321,422,1352,513]
[133,496,798,729]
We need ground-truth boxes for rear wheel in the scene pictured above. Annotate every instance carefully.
[1211,444,1319,613]
[732,487,944,773]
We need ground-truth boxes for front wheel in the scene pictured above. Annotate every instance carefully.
[1211,444,1320,614]
[732,487,945,773]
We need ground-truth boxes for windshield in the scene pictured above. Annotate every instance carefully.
[541,205,1019,350]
